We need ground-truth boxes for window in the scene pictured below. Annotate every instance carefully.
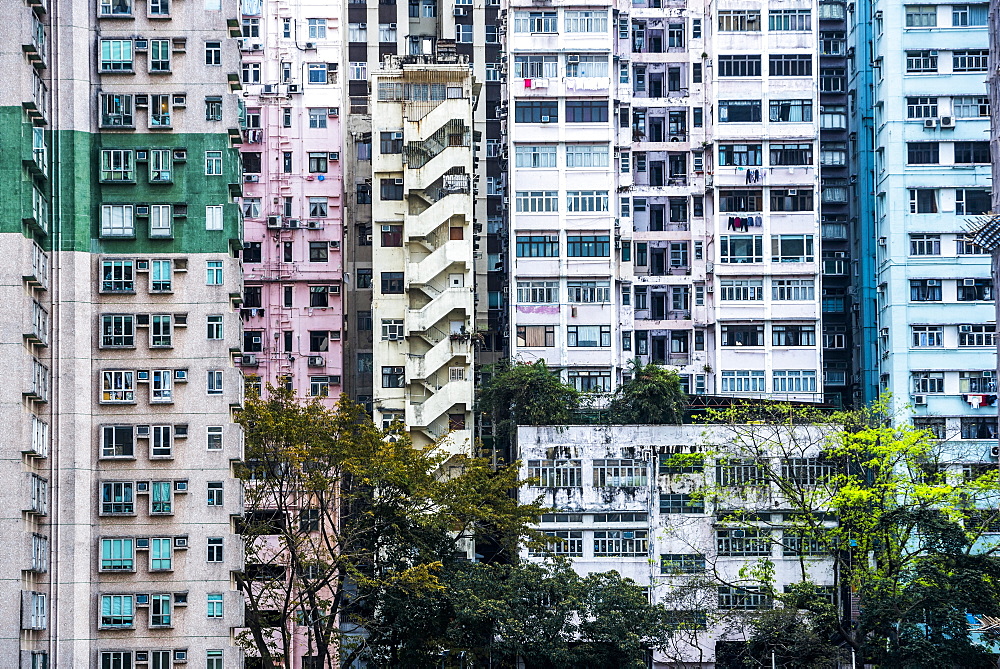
[906,50,938,72]
[206,314,224,340]
[913,371,945,393]
[380,132,403,154]
[660,554,706,574]
[207,593,224,618]
[381,319,405,341]
[719,100,762,122]
[954,96,990,118]
[567,281,610,303]
[770,144,813,166]
[769,9,810,30]
[513,11,557,33]
[205,96,222,121]
[378,23,397,41]
[955,142,990,163]
[954,50,989,72]
[150,537,172,570]
[99,39,133,72]
[959,324,995,347]
[348,22,367,41]
[309,241,329,262]
[907,142,939,164]
[308,63,329,84]
[566,191,609,212]
[101,370,135,403]
[566,145,609,168]
[241,62,261,85]
[593,530,649,556]
[962,417,998,439]
[101,204,134,237]
[909,234,941,255]
[100,595,134,629]
[565,10,608,32]
[720,236,763,263]
[567,325,611,347]
[307,18,327,38]
[349,61,367,80]
[566,100,608,123]
[567,235,610,257]
[101,538,134,571]
[720,279,763,301]
[719,190,763,212]
[530,531,584,557]
[207,537,223,562]
[381,366,404,388]
[207,370,223,394]
[718,55,761,77]
[958,278,993,301]
[516,325,556,347]
[150,594,171,627]
[719,144,762,166]
[528,460,582,487]
[149,39,170,72]
[821,105,847,129]
[907,97,938,119]
[517,281,559,303]
[515,145,557,168]
[204,40,222,65]
[909,189,938,213]
[773,324,816,346]
[380,225,403,247]
[205,425,224,453]
[910,279,942,301]
[820,31,846,55]
[905,5,937,26]
[101,259,134,293]
[566,55,608,78]
[953,4,988,26]
[206,260,223,285]
[101,424,133,459]
[101,315,134,348]
[769,54,812,76]
[912,325,944,347]
[456,25,472,43]
[379,179,403,200]
[660,493,705,514]
[960,371,997,393]
[310,376,330,397]
[381,272,404,293]
[101,481,134,514]
[718,10,762,31]
[769,99,813,122]
[721,370,766,392]
[820,142,847,166]
[308,152,328,174]
[100,150,133,182]
[721,324,764,347]
[515,191,558,213]
[151,315,172,347]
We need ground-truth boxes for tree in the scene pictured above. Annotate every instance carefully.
[479,361,580,454]
[234,388,546,669]
[689,397,1000,667]
[609,359,687,424]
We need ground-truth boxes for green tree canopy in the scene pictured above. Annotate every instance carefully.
[608,359,688,424]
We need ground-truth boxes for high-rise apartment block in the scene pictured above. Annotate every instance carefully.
[0,0,246,666]
[237,1,345,403]
[504,0,824,401]
[854,0,996,439]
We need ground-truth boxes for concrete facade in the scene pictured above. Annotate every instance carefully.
[237,0,346,405]
[0,0,247,666]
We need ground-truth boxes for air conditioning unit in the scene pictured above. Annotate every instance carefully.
[267,216,281,228]
[174,425,188,437]
[454,7,467,15]
[960,324,973,333]
[329,152,340,161]
[940,116,955,128]
[244,174,260,182]
[541,115,551,123]
[136,481,151,492]
[172,149,187,161]
[305,42,316,49]
[329,240,340,248]
[926,279,940,286]
[983,370,994,377]
[285,219,300,229]
[238,38,251,51]
[174,370,187,382]
[924,118,937,129]
[879,327,889,337]
[991,445,1000,458]
[328,285,341,295]
[136,425,151,438]
[388,333,401,341]
[307,220,321,229]
[787,189,797,195]
[136,205,150,216]
[394,178,403,185]
[174,536,189,548]
[308,356,325,366]
[705,285,714,293]
[136,95,149,107]
[135,40,148,51]
[964,278,977,286]
[391,131,403,140]
[252,43,263,51]
[328,107,339,117]
[287,84,301,94]
[241,354,259,366]
[567,54,580,63]
[262,84,278,95]
[878,237,887,246]
[914,394,927,406]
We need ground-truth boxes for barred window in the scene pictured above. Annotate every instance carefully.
[660,554,706,574]
[530,531,584,557]
[566,191,609,212]
[716,529,772,556]
[515,191,559,213]
[593,459,649,487]
[953,49,988,72]
[716,459,769,486]
[593,530,648,556]
[769,9,811,30]
[718,10,761,31]
[659,493,705,514]
[720,279,763,301]
[721,370,765,392]
[769,54,812,77]
[718,587,773,609]
[718,55,761,77]
[782,458,837,485]
[527,460,582,487]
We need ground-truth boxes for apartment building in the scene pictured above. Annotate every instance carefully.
[369,58,476,449]
[237,1,345,404]
[517,423,836,666]
[0,0,245,666]
[855,1,996,441]
[342,0,502,434]
[503,0,824,402]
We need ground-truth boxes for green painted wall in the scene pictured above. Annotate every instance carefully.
[53,128,241,254]
[0,106,49,245]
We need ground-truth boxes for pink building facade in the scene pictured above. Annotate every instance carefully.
[238,2,344,406]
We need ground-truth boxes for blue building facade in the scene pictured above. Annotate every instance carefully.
[852,1,996,444]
